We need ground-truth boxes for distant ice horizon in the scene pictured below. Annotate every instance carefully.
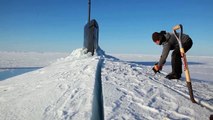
[0,50,213,82]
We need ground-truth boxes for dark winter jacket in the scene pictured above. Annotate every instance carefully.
[158,32,192,66]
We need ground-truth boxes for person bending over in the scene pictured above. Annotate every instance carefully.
[152,31,193,79]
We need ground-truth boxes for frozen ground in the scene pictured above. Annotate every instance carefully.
[0,49,212,120]
[0,51,68,68]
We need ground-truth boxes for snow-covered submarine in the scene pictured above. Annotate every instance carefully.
[83,0,99,55]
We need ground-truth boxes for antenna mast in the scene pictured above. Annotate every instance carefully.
[88,0,91,22]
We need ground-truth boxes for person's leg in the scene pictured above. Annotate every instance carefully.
[166,48,182,79]
[166,39,193,79]
[183,38,193,53]
[171,48,182,76]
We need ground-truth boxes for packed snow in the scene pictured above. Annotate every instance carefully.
[0,49,212,120]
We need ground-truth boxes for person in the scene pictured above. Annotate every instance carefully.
[152,30,193,79]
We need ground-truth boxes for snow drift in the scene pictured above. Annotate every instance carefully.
[0,48,212,120]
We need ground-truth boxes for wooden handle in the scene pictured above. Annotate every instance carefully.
[173,25,181,30]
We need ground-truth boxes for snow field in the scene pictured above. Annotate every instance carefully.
[0,48,212,120]
[0,51,68,68]
[0,49,100,120]
[101,57,212,120]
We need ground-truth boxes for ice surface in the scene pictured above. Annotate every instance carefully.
[0,49,212,120]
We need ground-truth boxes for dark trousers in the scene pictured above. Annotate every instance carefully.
[171,38,193,75]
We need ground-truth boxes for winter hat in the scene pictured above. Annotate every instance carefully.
[152,32,160,42]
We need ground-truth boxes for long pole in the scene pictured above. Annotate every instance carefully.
[88,0,91,23]
[173,24,196,103]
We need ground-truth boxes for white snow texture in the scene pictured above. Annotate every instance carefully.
[0,48,212,120]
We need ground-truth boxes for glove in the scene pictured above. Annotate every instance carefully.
[152,65,160,74]
[152,62,162,74]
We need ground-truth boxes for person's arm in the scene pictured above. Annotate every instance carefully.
[158,43,170,67]
[152,43,171,73]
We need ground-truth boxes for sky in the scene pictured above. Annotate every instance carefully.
[0,0,213,56]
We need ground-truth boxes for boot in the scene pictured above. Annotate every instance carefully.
[165,73,181,80]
